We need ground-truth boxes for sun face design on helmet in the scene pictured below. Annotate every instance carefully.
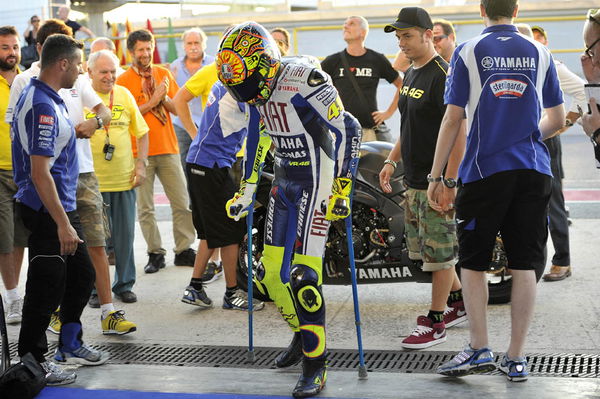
[216,21,281,106]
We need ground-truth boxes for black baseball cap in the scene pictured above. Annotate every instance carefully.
[384,7,434,32]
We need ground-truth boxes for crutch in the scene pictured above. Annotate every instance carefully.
[345,160,367,379]
[246,200,256,363]
[0,294,11,373]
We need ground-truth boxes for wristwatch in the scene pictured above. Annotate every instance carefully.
[565,118,574,127]
[443,177,457,188]
[94,115,103,129]
[383,159,397,169]
[137,158,149,167]
[427,174,442,183]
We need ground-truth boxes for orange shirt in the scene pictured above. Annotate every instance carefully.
[117,65,179,157]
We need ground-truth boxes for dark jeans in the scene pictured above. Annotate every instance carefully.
[174,124,192,171]
[546,136,570,266]
[17,203,95,362]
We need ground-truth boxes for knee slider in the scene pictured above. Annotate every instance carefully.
[253,262,270,298]
[290,264,322,313]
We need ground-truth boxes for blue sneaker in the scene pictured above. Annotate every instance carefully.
[499,354,528,382]
[437,345,496,377]
[181,286,213,308]
[54,343,109,366]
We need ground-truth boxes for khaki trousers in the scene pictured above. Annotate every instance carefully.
[136,153,195,255]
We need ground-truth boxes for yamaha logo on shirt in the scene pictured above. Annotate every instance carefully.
[481,56,536,71]
[490,79,528,98]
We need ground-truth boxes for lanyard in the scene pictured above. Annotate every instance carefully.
[104,90,114,145]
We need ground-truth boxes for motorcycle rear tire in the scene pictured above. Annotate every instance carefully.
[236,207,272,302]
[457,245,547,305]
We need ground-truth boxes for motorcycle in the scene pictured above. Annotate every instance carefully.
[237,141,545,304]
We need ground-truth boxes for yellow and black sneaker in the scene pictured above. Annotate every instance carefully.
[47,308,61,335]
[101,310,137,335]
[292,358,327,398]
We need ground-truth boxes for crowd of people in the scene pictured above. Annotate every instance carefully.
[0,0,598,397]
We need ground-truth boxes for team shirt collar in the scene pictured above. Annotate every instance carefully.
[482,24,518,34]
[30,77,66,105]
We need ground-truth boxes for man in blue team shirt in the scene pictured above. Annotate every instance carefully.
[12,34,108,386]
[179,80,265,311]
[428,0,565,381]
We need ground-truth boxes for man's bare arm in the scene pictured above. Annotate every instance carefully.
[539,104,566,139]
[31,155,82,255]
[173,86,198,139]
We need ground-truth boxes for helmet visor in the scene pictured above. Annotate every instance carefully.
[224,68,264,104]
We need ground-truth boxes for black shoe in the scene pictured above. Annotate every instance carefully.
[201,261,223,283]
[88,294,100,309]
[292,358,327,398]
[275,332,303,368]
[115,291,137,303]
[144,253,166,273]
[174,248,196,267]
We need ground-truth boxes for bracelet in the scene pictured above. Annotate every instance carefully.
[383,159,397,169]
[592,128,600,146]
[427,174,442,183]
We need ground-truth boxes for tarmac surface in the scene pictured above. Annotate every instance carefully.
[2,126,600,398]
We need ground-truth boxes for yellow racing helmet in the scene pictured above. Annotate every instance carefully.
[216,21,281,106]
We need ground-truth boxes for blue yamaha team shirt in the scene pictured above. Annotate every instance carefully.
[444,24,564,184]
[186,81,260,168]
[12,78,79,212]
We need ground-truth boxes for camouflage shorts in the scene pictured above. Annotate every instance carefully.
[76,172,109,247]
[404,188,457,271]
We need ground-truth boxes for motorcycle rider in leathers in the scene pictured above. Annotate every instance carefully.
[216,22,361,398]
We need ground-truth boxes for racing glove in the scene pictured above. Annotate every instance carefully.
[226,181,257,221]
[325,177,352,221]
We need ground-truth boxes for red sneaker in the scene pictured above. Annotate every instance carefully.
[444,300,467,328]
[401,316,446,349]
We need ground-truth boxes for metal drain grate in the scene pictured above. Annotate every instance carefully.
[7,343,599,378]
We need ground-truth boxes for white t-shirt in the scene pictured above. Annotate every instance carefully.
[7,61,103,174]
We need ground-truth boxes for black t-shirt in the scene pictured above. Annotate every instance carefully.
[321,49,398,128]
[65,19,82,34]
[398,55,448,189]
[25,31,35,46]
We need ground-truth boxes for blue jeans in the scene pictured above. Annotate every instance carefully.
[102,190,136,294]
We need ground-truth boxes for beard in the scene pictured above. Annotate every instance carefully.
[134,56,151,70]
[0,56,18,71]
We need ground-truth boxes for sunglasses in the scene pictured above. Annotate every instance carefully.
[433,34,448,43]
[31,19,40,23]
[586,9,600,58]
[586,37,600,58]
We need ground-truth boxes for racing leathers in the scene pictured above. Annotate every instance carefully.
[240,62,361,363]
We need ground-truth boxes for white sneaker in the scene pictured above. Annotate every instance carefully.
[41,360,77,386]
[6,298,23,324]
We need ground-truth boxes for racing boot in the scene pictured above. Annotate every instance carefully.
[292,357,327,398]
[275,332,303,368]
